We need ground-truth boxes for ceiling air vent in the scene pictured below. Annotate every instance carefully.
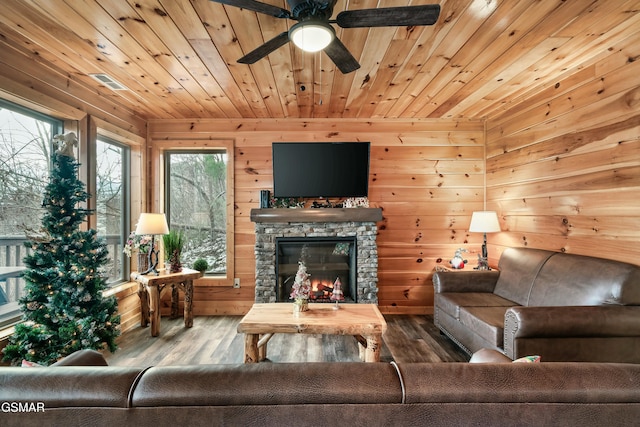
[89,73,128,91]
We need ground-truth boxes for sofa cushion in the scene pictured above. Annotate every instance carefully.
[528,253,640,306]
[493,248,554,306]
[459,306,510,347]
[396,362,640,404]
[0,367,145,408]
[131,363,403,407]
[436,293,515,319]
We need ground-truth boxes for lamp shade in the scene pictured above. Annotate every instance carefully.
[469,211,501,233]
[290,21,335,52]
[135,213,169,235]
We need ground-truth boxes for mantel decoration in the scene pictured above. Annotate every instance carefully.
[270,196,305,208]
[343,197,369,208]
[290,261,311,314]
[2,132,120,366]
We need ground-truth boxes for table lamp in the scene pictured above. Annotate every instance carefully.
[469,211,501,270]
[135,213,170,275]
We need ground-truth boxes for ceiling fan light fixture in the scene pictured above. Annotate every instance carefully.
[289,21,335,52]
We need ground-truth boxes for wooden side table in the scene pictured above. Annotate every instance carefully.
[131,268,204,337]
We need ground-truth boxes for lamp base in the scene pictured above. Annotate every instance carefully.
[475,234,491,270]
[140,267,160,276]
[140,237,160,276]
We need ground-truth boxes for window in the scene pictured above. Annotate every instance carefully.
[0,100,62,322]
[96,137,130,284]
[165,151,229,275]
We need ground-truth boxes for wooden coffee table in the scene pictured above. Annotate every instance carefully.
[237,303,387,363]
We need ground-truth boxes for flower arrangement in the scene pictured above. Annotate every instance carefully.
[122,231,153,257]
[290,261,311,301]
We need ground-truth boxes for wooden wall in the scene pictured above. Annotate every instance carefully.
[2,19,638,324]
[148,119,486,314]
[485,34,640,266]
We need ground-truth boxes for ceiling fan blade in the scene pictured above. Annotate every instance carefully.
[209,0,290,19]
[323,38,360,74]
[238,31,290,64]
[336,4,440,28]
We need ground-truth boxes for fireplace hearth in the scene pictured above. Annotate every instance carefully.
[251,208,382,304]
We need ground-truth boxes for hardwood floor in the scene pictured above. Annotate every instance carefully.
[104,314,469,366]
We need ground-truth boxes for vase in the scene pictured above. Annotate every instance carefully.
[293,298,309,315]
[137,253,149,273]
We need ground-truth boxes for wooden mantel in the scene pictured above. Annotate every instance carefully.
[250,208,383,223]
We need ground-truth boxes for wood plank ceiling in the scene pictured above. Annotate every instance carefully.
[0,0,638,121]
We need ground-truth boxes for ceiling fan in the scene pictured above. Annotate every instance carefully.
[209,0,441,74]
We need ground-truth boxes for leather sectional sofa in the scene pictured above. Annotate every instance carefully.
[433,247,640,362]
[1,350,640,426]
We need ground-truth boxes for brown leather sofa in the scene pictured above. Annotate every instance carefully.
[433,247,640,362]
[1,350,640,426]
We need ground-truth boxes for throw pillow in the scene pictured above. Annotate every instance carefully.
[21,359,44,368]
[512,355,541,363]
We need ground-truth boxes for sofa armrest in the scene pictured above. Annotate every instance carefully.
[505,306,640,338]
[504,306,640,361]
[433,271,500,293]
[51,349,109,366]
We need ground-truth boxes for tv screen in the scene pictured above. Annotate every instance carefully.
[272,142,370,199]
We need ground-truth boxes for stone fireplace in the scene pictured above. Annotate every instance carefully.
[251,208,382,304]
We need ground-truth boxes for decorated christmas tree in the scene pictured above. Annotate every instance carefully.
[2,132,120,366]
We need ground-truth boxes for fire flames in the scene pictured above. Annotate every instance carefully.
[310,279,335,300]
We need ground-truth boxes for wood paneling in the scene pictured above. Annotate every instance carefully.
[149,118,484,314]
[1,1,637,121]
[103,282,142,335]
[485,37,640,265]
[0,1,637,320]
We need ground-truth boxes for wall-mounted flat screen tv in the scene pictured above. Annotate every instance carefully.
[272,142,370,199]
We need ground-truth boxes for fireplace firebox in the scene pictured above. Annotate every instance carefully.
[276,237,356,303]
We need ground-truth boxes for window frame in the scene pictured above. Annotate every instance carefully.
[153,141,235,285]
[95,135,131,285]
[0,99,63,329]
